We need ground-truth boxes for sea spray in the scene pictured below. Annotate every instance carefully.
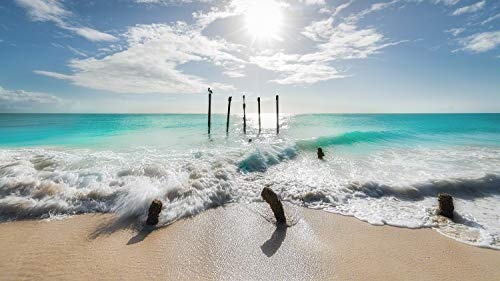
[238,144,297,172]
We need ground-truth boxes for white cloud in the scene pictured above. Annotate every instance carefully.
[452,0,485,16]
[136,0,213,4]
[299,0,326,6]
[319,0,354,15]
[301,18,334,41]
[15,0,117,42]
[38,0,328,93]
[301,1,403,60]
[250,53,343,84]
[67,27,118,42]
[445,27,466,36]
[459,31,500,53]
[36,23,239,94]
[34,70,73,80]
[333,0,354,16]
[243,1,405,85]
[408,0,460,6]
[0,86,63,112]
[14,0,69,24]
[192,6,240,29]
[370,0,401,12]
[433,0,461,5]
[192,0,289,29]
[250,1,403,85]
[481,13,500,25]
[34,0,404,90]
[65,45,87,57]
[343,0,401,24]
[223,70,245,78]
[303,23,393,59]
[51,43,88,57]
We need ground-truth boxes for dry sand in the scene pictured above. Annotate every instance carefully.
[0,203,499,281]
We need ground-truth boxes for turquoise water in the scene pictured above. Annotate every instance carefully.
[0,113,499,249]
[1,113,499,148]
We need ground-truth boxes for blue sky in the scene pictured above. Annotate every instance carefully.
[0,0,498,113]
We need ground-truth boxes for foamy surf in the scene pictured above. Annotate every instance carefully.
[1,114,499,249]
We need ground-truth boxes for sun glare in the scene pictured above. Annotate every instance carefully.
[244,1,283,40]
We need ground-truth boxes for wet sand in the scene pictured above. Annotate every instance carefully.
[0,203,499,280]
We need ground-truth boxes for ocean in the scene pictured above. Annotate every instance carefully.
[0,113,499,249]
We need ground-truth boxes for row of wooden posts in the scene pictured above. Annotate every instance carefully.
[207,88,279,135]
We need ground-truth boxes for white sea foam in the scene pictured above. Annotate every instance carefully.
[0,141,499,249]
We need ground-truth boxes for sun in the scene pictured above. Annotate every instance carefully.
[244,1,283,41]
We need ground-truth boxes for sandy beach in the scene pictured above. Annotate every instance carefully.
[0,203,499,281]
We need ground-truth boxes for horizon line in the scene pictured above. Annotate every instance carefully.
[1,112,499,115]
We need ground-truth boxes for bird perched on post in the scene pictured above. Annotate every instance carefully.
[208,88,213,94]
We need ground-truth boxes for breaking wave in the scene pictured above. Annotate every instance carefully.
[343,174,500,201]
[296,131,408,150]
[0,149,237,224]
[238,144,297,172]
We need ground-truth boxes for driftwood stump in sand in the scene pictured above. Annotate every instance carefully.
[146,199,163,225]
[261,187,286,224]
[317,148,325,159]
[437,193,454,219]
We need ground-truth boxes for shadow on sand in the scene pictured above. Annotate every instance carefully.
[260,224,287,257]
[87,215,158,245]
[127,226,155,245]
[87,216,137,240]
[453,212,484,229]
[88,212,191,245]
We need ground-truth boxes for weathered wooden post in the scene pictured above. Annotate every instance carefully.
[261,187,286,224]
[208,88,212,134]
[243,95,246,134]
[437,193,454,219]
[317,148,325,159]
[276,94,279,134]
[146,199,163,225]
[257,97,261,133]
[226,96,232,134]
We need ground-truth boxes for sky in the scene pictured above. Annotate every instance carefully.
[0,0,499,113]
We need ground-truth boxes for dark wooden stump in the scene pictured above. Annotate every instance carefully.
[276,95,279,134]
[261,187,286,224]
[257,97,261,133]
[226,96,232,134]
[437,193,454,219]
[317,147,325,159]
[208,88,212,134]
[243,95,246,134]
[146,199,163,225]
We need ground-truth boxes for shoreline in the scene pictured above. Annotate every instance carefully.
[1,203,499,280]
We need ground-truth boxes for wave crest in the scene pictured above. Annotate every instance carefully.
[296,131,406,150]
[238,145,297,172]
